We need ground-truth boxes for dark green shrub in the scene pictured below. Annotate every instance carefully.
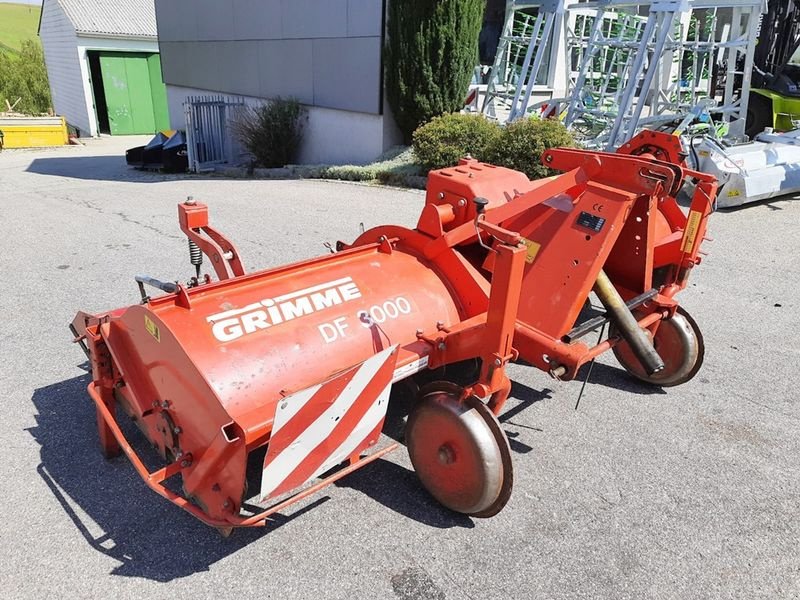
[412,113,501,172]
[385,0,485,143]
[0,40,51,115]
[232,98,307,168]
[485,118,576,179]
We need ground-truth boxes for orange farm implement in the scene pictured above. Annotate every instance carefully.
[71,133,717,531]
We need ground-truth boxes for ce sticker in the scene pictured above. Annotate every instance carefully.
[592,204,605,213]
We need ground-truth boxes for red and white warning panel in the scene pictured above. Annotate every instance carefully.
[260,346,398,501]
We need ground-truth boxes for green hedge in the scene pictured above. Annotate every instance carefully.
[412,114,576,179]
[411,113,501,172]
[485,118,577,180]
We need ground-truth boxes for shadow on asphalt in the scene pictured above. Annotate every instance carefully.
[502,381,553,425]
[26,156,197,183]
[576,362,668,396]
[28,372,477,581]
[334,460,474,530]
[28,373,282,581]
[499,381,554,453]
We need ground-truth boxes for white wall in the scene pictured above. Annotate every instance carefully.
[39,0,86,133]
[166,85,402,165]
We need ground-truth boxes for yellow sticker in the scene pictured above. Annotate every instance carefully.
[145,315,161,342]
[698,150,710,157]
[681,210,703,254]
[520,238,542,264]
[727,189,741,197]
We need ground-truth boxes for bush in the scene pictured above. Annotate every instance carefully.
[412,113,501,172]
[0,40,51,115]
[313,147,426,188]
[231,98,307,168]
[385,0,485,143]
[485,118,577,180]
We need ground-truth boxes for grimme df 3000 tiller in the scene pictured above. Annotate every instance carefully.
[71,135,717,532]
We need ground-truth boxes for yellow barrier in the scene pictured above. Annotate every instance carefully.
[0,116,68,148]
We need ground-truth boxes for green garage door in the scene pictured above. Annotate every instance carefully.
[99,52,170,135]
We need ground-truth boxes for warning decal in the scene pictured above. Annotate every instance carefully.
[681,210,703,254]
[520,238,542,264]
[145,315,161,342]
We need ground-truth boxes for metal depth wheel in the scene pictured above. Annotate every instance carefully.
[612,306,705,387]
[405,382,513,517]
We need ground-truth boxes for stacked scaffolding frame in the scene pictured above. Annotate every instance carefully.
[485,0,764,151]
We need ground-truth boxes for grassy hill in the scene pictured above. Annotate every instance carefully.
[0,3,42,54]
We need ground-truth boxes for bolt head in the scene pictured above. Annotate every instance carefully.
[458,198,467,207]
[437,342,446,351]
[494,358,502,366]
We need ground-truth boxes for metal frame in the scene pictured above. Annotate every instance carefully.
[481,0,567,121]
[519,0,764,148]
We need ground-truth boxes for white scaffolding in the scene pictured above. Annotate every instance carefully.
[481,0,567,122]
[485,0,765,149]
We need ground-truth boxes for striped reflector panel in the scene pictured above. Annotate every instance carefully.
[260,345,399,501]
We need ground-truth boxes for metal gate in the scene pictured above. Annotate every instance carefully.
[183,95,245,172]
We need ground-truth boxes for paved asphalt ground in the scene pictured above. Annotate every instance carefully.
[0,137,798,599]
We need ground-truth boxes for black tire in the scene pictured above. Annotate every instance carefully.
[746,92,774,139]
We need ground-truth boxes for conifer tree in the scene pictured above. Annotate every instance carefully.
[385,0,486,143]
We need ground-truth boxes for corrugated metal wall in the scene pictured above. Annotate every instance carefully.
[155,0,385,115]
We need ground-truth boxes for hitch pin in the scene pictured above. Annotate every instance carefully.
[473,197,492,251]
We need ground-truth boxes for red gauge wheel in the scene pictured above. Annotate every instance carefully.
[612,306,705,387]
[405,382,513,517]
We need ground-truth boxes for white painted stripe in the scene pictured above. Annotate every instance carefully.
[271,277,353,304]
[311,380,392,479]
[260,345,396,500]
[206,302,264,323]
[271,384,323,435]
[391,355,430,383]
